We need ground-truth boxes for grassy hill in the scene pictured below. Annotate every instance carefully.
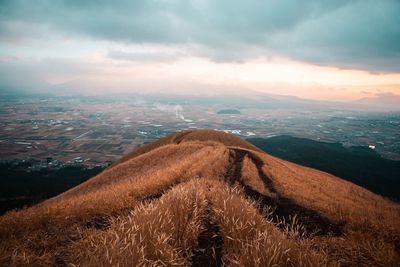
[0,129,399,266]
[248,135,400,201]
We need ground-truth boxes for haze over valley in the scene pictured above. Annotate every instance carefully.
[1,93,399,167]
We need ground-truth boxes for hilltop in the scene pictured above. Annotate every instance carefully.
[0,129,399,266]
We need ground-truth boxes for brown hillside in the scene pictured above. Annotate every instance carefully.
[1,129,399,266]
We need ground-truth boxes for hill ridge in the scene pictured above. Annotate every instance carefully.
[0,129,399,266]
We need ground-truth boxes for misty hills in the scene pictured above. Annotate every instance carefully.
[354,93,400,110]
[0,129,399,266]
[3,90,400,112]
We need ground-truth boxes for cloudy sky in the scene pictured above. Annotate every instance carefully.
[1,0,399,100]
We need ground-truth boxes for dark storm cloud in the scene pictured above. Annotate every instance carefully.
[1,0,399,71]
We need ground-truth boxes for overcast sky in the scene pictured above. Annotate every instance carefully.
[1,0,399,100]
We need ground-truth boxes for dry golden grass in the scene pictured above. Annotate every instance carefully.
[0,142,227,265]
[253,150,400,265]
[0,129,399,266]
[176,129,262,152]
[110,132,178,167]
[258,151,400,224]
[71,181,208,266]
[205,179,331,266]
[241,154,273,197]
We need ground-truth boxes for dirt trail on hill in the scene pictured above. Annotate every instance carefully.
[191,203,223,267]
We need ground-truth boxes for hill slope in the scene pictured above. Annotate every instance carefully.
[0,129,399,266]
[248,135,400,201]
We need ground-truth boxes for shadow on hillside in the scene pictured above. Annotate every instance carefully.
[172,130,194,144]
[227,148,344,237]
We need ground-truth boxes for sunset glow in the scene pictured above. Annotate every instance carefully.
[1,0,399,102]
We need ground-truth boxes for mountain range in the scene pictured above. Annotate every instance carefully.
[3,89,400,111]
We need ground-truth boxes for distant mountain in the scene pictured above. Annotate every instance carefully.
[4,88,399,112]
[354,93,400,111]
[0,129,399,266]
[248,135,400,201]
[217,108,241,114]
